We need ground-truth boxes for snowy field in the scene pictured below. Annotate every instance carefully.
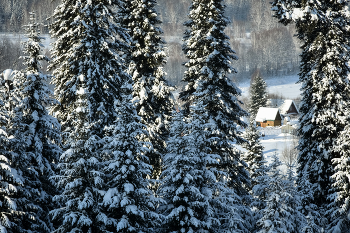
[260,130,298,173]
[238,74,302,99]
[0,33,53,49]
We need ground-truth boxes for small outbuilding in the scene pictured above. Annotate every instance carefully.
[279,99,299,116]
[255,107,282,128]
[281,123,297,135]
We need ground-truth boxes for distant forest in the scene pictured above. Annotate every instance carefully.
[0,0,300,85]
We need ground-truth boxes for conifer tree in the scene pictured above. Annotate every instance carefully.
[50,0,129,139]
[119,0,174,178]
[271,0,350,219]
[242,119,265,189]
[284,163,307,233]
[180,0,249,201]
[158,108,222,233]
[326,124,350,233]
[257,155,304,233]
[0,97,30,233]
[243,120,269,230]
[4,12,61,232]
[159,103,251,233]
[302,215,321,233]
[99,82,160,232]
[248,71,268,118]
[251,160,270,233]
[299,176,322,233]
[49,1,130,231]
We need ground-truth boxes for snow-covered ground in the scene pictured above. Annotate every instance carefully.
[260,130,298,172]
[238,74,302,99]
[238,127,298,174]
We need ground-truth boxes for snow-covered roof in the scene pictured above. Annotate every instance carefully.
[255,107,281,122]
[279,99,298,115]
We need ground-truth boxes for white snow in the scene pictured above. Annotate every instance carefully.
[124,183,134,193]
[77,87,86,95]
[239,75,301,99]
[292,8,304,20]
[117,218,129,231]
[260,130,298,173]
[79,74,85,82]
[32,110,39,121]
[5,196,17,210]
[2,69,14,80]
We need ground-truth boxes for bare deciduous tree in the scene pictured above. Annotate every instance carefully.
[281,135,299,167]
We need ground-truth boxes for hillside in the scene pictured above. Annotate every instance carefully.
[0,0,300,85]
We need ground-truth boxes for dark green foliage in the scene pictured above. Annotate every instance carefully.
[248,71,268,118]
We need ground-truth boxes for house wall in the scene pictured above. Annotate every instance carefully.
[274,120,281,126]
[275,113,282,121]
[258,120,281,128]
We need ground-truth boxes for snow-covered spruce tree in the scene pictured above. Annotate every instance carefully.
[250,161,270,233]
[283,163,307,233]
[302,215,321,233]
[4,13,61,232]
[180,0,249,200]
[248,71,268,118]
[0,97,29,233]
[326,124,350,233]
[50,86,105,232]
[297,171,323,233]
[271,0,350,217]
[257,154,304,233]
[242,119,265,189]
[159,103,251,233]
[158,108,219,233]
[50,0,129,140]
[242,120,270,230]
[49,0,130,232]
[119,0,174,178]
[99,82,160,232]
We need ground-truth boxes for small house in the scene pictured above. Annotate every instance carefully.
[255,107,282,128]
